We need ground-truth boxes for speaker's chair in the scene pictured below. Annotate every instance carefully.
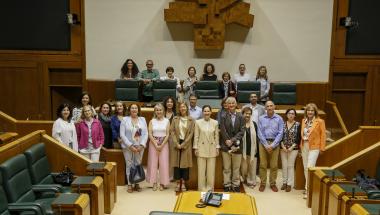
[195,81,221,99]
[115,79,140,101]
[236,81,261,103]
[152,80,177,102]
[272,83,296,105]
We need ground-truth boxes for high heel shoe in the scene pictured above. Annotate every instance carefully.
[152,183,158,191]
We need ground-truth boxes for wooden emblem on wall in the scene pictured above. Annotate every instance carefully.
[164,0,254,50]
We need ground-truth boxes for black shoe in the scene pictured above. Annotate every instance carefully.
[223,186,231,192]
[233,186,240,192]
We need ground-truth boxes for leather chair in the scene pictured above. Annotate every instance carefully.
[236,81,261,103]
[152,80,177,102]
[0,154,61,215]
[272,83,297,105]
[1,171,45,215]
[24,143,70,194]
[115,79,140,101]
[195,81,221,99]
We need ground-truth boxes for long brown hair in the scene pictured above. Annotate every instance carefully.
[256,66,268,80]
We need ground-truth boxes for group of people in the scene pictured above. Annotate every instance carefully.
[51,90,326,199]
[120,59,270,102]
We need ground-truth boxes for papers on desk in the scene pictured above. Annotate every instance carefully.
[200,192,230,200]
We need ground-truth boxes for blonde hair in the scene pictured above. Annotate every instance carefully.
[304,103,319,118]
[225,96,237,104]
[153,103,165,119]
[81,105,95,119]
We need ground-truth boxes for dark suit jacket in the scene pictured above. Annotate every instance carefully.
[220,111,245,153]
[219,81,236,98]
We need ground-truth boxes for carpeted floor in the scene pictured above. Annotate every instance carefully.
[110,171,312,215]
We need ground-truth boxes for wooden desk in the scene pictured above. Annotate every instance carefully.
[0,132,18,144]
[328,184,367,215]
[71,176,104,215]
[173,191,258,215]
[350,203,380,215]
[86,162,116,214]
[311,169,346,215]
[340,196,380,215]
[52,193,91,215]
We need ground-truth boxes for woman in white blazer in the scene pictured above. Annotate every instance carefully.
[120,103,148,193]
[193,105,220,191]
[52,104,78,152]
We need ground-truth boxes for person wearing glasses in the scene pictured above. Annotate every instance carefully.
[137,59,160,101]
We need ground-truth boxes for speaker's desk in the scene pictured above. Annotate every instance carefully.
[173,191,258,215]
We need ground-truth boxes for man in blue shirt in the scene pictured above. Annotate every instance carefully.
[257,101,284,192]
[188,94,202,120]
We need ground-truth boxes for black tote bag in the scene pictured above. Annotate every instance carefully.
[129,153,145,184]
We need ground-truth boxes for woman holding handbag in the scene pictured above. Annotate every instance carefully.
[146,103,170,191]
[120,103,148,193]
[170,102,195,192]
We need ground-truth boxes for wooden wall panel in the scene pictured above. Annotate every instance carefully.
[296,82,328,110]
[329,0,380,129]
[0,62,41,120]
[87,79,115,107]
[332,92,365,132]
[0,0,86,121]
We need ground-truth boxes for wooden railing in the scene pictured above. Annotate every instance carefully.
[306,141,380,208]
[325,100,349,142]
[0,130,91,175]
[295,126,380,189]
[331,141,380,179]
[326,100,349,135]
[0,111,53,136]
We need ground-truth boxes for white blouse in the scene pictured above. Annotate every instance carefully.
[52,118,78,152]
[151,118,169,137]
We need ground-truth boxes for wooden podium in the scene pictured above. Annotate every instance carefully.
[52,193,91,215]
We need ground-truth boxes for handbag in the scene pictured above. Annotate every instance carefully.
[129,153,145,184]
[54,165,74,186]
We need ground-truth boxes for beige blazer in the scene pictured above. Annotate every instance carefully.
[193,118,220,158]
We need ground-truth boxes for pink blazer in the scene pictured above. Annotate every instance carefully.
[76,119,104,150]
